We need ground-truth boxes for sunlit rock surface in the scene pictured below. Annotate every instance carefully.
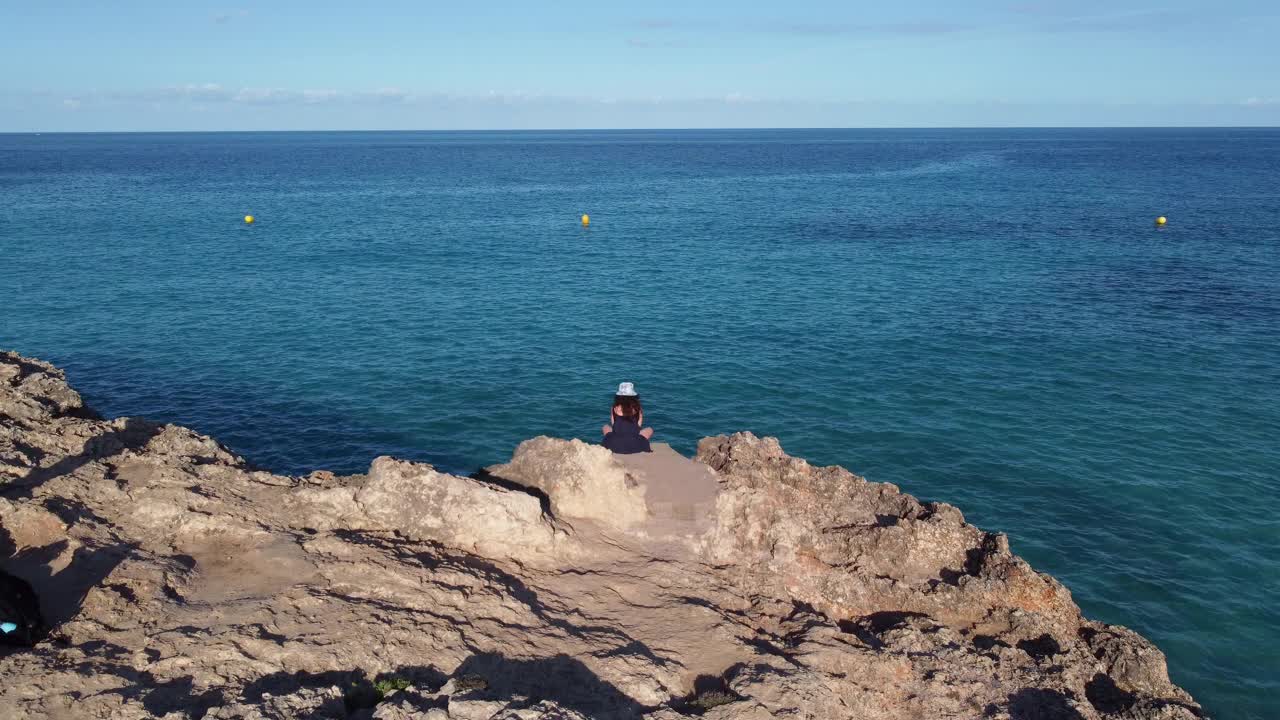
[0,350,1203,719]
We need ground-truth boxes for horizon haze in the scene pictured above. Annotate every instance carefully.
[4,0,1280,131]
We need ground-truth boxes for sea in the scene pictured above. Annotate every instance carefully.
[1,129,1277,718]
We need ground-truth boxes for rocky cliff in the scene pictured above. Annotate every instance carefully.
[0,350,1203,720]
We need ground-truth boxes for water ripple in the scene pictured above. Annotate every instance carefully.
[2,129,1279,719]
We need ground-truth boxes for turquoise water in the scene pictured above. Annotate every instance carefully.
[1,129,1277,717]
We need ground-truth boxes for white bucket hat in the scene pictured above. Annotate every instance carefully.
[616,382,638,397]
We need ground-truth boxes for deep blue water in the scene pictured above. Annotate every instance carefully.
[2,129,1277,718]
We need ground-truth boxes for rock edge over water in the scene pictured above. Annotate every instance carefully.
[0,350,1203,720]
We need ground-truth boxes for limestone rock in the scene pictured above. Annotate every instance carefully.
[0,351,1204,720]
[360,456,570,562]
[697,432,1083,637]
[203,686,348,719]
[281,456,569,566]
[0,351,87,426]
[487,437,647,528]
[1081,623,1196,702]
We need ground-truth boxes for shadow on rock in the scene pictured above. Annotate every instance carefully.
[2,417,164,499]
[1006,687,1086,720]
[133,674,225,718]
[334,531,666,663]
[453,652,648,719]
[47,664,224,719]
[674,670,745,716]
[0,568,46,650]
[836,610,931,651]
[470,468,553,515]
[1084,673,1136,715]
[242,666,448,713]
[3,535,139,628]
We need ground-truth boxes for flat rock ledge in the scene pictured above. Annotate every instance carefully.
[0,350,1204,720]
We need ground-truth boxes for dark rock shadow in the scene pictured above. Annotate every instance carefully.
[469,468,553,516]
[453,652,648,719]
[2,536,139,628]
[0,353,100,421]
[972,634,1010,653]
[133,674,225,718]
[1007,687,1086,720]
[242,665,448,714]
[1084,673,1136,715]
[45,664,448,719]
[1,415,146,640]
[5,438,49,471]
[28,656,225,719]
[2,417,164,500]
[331,531,669,666]
[837,610,930,650]
[1017,633,1063,662]
[132,674,224,718]
[673,668,745,716]
[874,514,900,527]
[36,656,645,720]
[0,524,14,559]
[0,568,46,650]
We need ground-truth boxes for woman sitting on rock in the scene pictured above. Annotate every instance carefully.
[601,382,653,454]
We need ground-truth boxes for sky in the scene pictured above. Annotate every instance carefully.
[2,0,1279,130]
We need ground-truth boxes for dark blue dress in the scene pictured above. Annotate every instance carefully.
[602,414,651,454]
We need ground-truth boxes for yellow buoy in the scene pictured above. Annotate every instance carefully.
[1155,216,1167,226]
[244,215,255,225]
[581,214,590,227]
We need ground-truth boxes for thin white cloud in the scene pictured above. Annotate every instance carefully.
[8,88,1280,131]
[23,85,1280,118]
[1033,8,1184,32]
[626,38,691,49]
[363,88,411,103]
[89,85,403,106]
[232,88,286,104]
[1007,1,1065,15]
[212,9,250,24]
[634,19,685,30]
[632,17,971,36]
[96,84,230,103]
[175,83,230,102]
[629,9,1196,39]
[302,89,341,104]
[882,21,971,35]
[765,20,970,35]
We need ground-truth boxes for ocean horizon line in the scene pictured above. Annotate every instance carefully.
[5,124,1280,135]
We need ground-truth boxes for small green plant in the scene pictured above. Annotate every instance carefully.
[343,673,412,711]
[689,690,738,712]
[374,676,412,696]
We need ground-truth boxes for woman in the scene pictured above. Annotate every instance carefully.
[601,381,654,454]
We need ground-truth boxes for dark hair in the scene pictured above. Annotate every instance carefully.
[613,394,642,419]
